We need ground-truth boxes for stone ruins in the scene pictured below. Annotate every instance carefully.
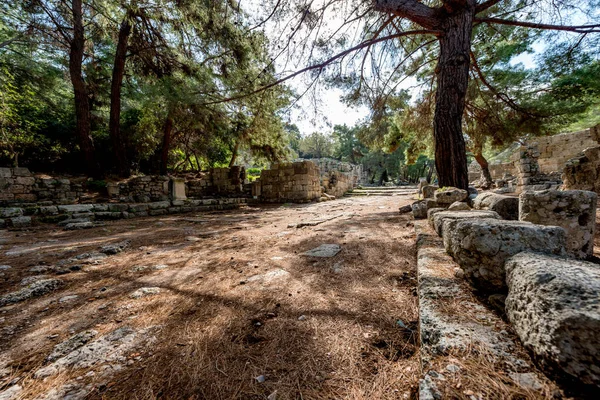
[410,184,599,395]
[0,159,363,228]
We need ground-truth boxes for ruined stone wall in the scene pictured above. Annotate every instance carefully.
[307,158,368,185]
[322,171,353,198]
[563,145,600,192]
[185,167,246,198]
[487,125,599,180]
[259,161,321,202]
[113,176,170,203]
[0,167,85,205]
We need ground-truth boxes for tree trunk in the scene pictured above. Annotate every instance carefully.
[432,3,474,190]
[160,116,173,175]
[69,0,99,177]
[109,12,132,177]
[474,148,493,189]
[229,141,239,167]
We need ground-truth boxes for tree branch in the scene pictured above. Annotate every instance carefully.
[475,17,600,33]
[200,29,440,106]
[475,0,502,14]
[373,0,440,30]
[470,52,548,118]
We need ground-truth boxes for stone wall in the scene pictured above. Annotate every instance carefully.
[258,161,321,203]
[307,158,368,185]
[322,171,353,198]
[0,198,247,229]
[486,125,599,181]
[111,175,170,203]
[1,167,248,206]
[0,167,86,205]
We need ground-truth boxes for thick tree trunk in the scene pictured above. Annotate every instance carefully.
[69,0,99,177]
[474,150,493,189]
[160,116,173,175]
[433,3,474,190]
[109,13,132,177]
[229,141,239,167]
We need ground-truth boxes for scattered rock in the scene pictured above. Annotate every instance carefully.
[331,262,343,274]
[506,252,600,387]
[29,265,55,273]
[255,375,266,383]
[0,279,62,307]
[0,265,11,270]
[398,204,412,214]
[46,330,98,362]
[448,201,471,211]
[99,240,130,255]
[59,295,79,303]
[130,287,160,299]
[0,385,22,400]
[21,275,49,286]
[508,372,543,391]
[301,244,341,258]
[446,364,460,373]
[298,315,307,321]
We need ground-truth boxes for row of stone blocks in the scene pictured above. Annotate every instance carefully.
[0,198,247,229]
[427,189,599,389]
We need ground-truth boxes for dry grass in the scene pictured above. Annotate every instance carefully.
[0,196,420,399]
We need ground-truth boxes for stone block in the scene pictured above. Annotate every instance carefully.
[94,212,123,220]
[431,210,500,237]
[12,167,31,177]
[519,190,597,259]
[108,203,129,212]
[57,204,94,213]
[434,187,468,204]
[421,185,439,199]
[15,176,35,186]
[148,201,170,210]
[473,192,519,220]
[506,252,600,387]
[446,219,566,292]
[129,204,149,212]
[9,216,32,228]
[0,168,11,178]
[448,201,471,211]
[0,208,23,218]
[39,206,59,215]
[169,178,187,200]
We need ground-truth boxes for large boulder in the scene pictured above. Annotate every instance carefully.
[430,210,500,237]
[505,252,600,388]
[473,192,519,220]
[519,189,597,259]
[446,220,566,292]
[434,187,468,204]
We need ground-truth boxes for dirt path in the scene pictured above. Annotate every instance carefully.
[0,195,419,399]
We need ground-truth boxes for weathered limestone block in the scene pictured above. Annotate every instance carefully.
[108,203,129,212]
[448,201,471,211]
[431,210,500,237]
[473,192,519,220]
[421,185,439,199]
[169,178,187,200]
[446,220,566,291]
[57,204,94,213]
[9,216,32,228]
[0,208,23,218]
[434,187,468,204]
[12,167,32,177]
[412,199,440,219]
[519,189,597,259]
[505,252,600,387]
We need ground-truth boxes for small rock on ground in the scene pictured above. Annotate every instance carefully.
[301,244,341,258]
[0,279,62,307]
[130,287,160,299]
[99,240,131,255]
